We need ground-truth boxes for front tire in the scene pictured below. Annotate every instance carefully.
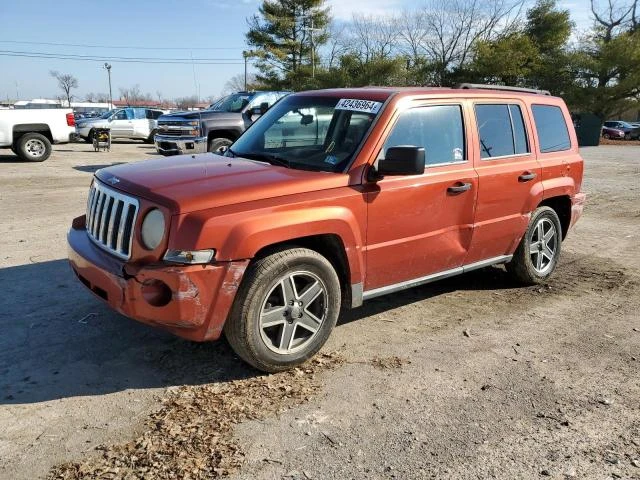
[16,133,52,162]
[208,137,232,153]
[225,247,341,373]
[506,206,562,285]
[145,129,157,144]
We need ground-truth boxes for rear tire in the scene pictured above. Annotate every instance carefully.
[506,206,562,285]
[224,247,341,373]
[208,137,232,154]
[16,133,52,162]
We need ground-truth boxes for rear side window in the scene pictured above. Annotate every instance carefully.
[383,105,465,166]
[532,105,571,153]
[475,104,530,159]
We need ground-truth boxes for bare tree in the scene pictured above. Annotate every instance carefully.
[350,14,401,62]
[223,73,259,94]
[118,84,148,105]
[590,0,639,40]
[156,90,163,103]
[49,70,78,107]
[175,95,200,110]
[325,23,351,68]
[421,0,525,84]
[397,9,429,64]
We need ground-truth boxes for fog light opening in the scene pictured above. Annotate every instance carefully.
[141,279,172,307]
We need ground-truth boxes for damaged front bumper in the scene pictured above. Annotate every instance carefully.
[67,217,247,341]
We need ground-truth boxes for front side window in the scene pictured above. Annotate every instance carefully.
[532,104,571,153]
[228,95,383,172]
[112,110,127,120]
[382,105,465,166]
[476,104,531,159]
[210,93,253,113]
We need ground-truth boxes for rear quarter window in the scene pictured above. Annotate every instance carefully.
[532,104,571,153]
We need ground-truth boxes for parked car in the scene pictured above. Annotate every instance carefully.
[602,120,640,140]
[0,108,75,161]
[68,84,585,372]
[154,91,289,155]
[75,107,165,143]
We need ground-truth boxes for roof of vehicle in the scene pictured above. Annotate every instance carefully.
[295,85,560,102]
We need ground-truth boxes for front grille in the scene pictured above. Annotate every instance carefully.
[158,129,189,137]
[86,180,139,260]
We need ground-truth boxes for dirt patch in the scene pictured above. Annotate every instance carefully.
[599,138,640,146]
[48,353,343,480]
[369,356,410,370]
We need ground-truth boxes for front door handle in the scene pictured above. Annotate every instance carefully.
[447,182,472,194]
[518,172,537,182]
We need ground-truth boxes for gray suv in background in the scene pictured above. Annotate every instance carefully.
[154,91,289,155]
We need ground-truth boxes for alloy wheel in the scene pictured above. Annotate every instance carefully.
[529,217,558,275]
[259,271,328,354]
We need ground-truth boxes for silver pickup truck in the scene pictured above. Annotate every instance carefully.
[155,91,289,155]
[0,108,76,161]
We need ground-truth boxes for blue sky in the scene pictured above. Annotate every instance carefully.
[0,0,593,102]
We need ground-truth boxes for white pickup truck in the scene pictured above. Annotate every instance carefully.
[0,109,76,162]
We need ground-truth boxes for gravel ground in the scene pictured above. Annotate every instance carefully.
[0,141,638,479]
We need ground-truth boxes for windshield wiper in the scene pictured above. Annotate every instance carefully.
[237,152,291,169]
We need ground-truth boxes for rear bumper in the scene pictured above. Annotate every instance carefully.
[570,192,587,229]
[67,216,248,341]
[155,134,207,155]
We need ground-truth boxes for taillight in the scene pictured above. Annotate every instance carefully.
[66,112,75,127]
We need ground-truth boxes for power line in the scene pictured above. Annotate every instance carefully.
[0,50,245,65]
[0,40,245,51]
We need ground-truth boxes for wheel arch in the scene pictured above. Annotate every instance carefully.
[538,195,571,239]
[207,129,240,142]
[12,124,53,144]
[252,234,354,310]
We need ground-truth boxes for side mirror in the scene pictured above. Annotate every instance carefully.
[376,146,425,177]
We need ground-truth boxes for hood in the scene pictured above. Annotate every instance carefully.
[95,154,347,214]
[158,111,239,122]
[77,117,105,126]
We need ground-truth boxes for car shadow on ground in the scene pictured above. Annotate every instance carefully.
[73,163,126,173]
[0,258,524,405]
[0,152,27,163]
[0,259,257,405]
[339,265,522,325]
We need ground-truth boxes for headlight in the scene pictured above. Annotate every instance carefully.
[187,120,199,126]
[164,249,215,264]
[140,209,165,250]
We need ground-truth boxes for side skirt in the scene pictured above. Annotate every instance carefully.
[357,255,513,302]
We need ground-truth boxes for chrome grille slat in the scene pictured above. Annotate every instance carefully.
[85,181,139,260]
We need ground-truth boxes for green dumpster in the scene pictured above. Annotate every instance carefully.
[571,112,602,146]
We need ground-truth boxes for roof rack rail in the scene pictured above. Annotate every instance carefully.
[454,83,551,96]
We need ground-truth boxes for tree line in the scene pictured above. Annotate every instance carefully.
[246,0,640,119]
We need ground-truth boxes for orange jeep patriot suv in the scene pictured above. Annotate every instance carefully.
[68,84,586,372]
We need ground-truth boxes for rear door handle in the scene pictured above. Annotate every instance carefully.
[518,172,537,182]
[447,182,472,194]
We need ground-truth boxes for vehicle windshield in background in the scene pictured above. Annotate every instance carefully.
[228,96,383,173]
[209,93,253,113]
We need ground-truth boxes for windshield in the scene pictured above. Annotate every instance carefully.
[100,110,113,119]
[228,95,383,173]
[618,121,634,128]
[209,93,253,113]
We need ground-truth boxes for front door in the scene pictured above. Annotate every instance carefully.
[464,101,543,264]
[109,108,134,137]
[364,102,478,292]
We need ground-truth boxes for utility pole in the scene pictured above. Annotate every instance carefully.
[302,13,321,79]
[103,63,112,108]
[243,51,248,90]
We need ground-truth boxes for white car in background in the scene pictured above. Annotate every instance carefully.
[0,108,75,161]
[75,107,165,143]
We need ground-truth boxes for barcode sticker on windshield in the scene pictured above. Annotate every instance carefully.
[335,99,383,114]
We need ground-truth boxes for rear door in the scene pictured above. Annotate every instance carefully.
[464,101,543,264]
[364,101,478,291]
